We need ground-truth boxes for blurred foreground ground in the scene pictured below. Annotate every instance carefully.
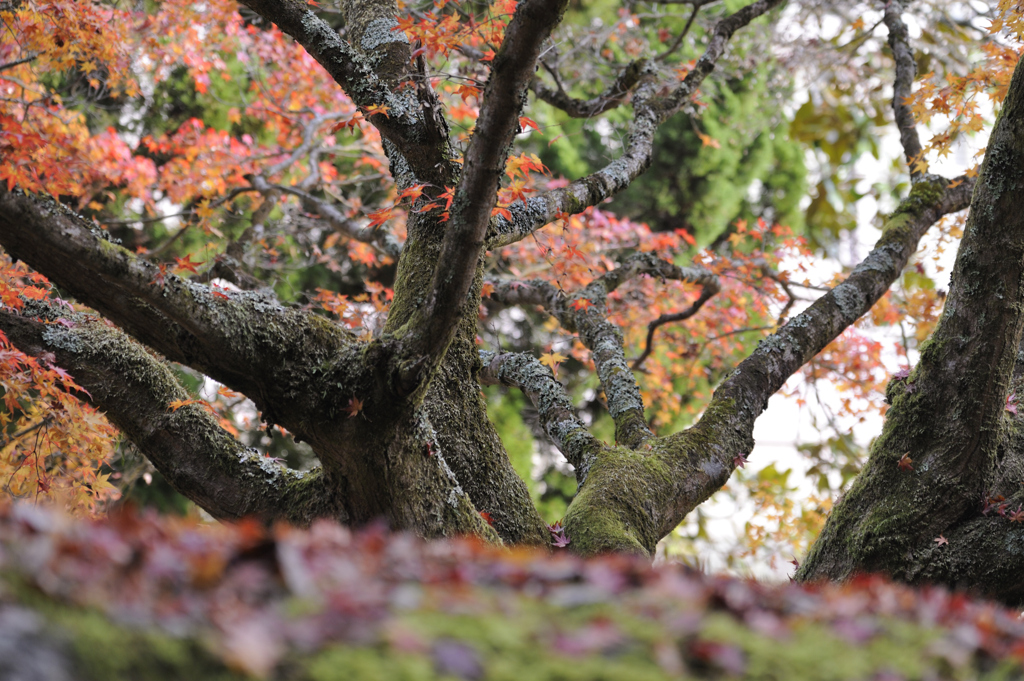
[1,503,1023,680]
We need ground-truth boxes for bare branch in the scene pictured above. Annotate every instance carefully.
[486,0,785,249]
[248,176,403,258]
[654,4,701,63]
[479,351,600,483]
[531,59,647,118]
[884,0,925,179]
[263,111,348,180]
[632,288,717,370]
[0,52,38,72]
[0,304,345,525]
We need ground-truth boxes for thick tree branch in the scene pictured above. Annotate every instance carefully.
[0,304,345,525]
[485,0,785,249]
[0,187,360,436]
[799,56,1024,585]
[884,0,924,178]
[479,351,601,482]
[699,177,974,465]
[400,0,568,389]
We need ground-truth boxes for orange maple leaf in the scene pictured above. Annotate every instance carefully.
[168,398,214,414]
[173,254,204,274]
[897,452,914,472]
[20,286,49,301]
[518,116,541,134]
[366,208,393,230]
[362,104,390,119]
[345,397,364,418]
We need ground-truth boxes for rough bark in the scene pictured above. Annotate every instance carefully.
[0,186,507,541]
[798,54,1024,606]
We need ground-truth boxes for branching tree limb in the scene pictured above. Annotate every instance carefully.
[236,0,452,185]
[479,351,601,483]
[531,59,648,119]
[0,187,360,436]
[401,0,569,389]
[798,57,1024,591]
[489,254,717,448]
[0,304,344,525]
[562,175,975,556]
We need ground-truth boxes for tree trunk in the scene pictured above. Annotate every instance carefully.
[798,54,1024,606]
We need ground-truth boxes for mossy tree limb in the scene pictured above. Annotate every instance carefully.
[488,254,718,450]
[0,306,344,524]
[479,351,602,484]
[0,188,362,442]
[397,0,569,395]
[562,178,975,557]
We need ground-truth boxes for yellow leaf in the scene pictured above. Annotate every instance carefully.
[195,199,215,220]
[539,351,568,371]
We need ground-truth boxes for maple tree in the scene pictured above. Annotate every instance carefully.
[2,0,1024,608]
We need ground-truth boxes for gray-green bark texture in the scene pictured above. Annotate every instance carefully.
[1,0,1023,608]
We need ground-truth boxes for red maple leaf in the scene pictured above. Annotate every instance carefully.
[548,521,570,548]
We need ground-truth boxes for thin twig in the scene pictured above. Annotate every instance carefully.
[655,4,701,62]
